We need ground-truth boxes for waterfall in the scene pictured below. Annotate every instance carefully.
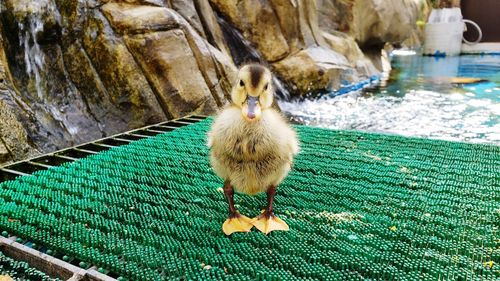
[19,17,45,99]
[15,0,61,100]
[216,14,291,101]
[9,0,82,138]
[272,77,291,101]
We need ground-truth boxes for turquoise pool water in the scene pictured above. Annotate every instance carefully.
[280,52,500,144]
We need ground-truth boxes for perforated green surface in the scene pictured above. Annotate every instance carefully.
[0,119,498,280]
[0,250,61,280]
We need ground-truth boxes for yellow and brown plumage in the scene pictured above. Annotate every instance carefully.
[207,64,299,235]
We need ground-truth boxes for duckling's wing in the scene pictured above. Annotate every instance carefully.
[287,128,300,155]
[206,131,213,148]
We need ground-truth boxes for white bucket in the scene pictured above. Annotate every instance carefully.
[423,21,465,56]
[422,8,482,57]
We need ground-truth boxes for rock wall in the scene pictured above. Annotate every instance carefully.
[0,0,422,165]
[0,27,39,162]
[0,0,236,164]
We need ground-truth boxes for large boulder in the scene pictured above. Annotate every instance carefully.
[322,31,379,77]
[353,0,420,47]
[317,0,421,48]
[80,8,168,128]
[273,46,355,94]
[101,3,235,117]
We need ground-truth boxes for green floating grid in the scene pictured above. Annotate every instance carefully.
[0,118,499,280]
[0,249,61,280]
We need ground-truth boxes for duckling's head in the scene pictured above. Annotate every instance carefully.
[231,64,273,122]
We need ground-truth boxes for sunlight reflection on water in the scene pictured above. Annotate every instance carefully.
[280,53,500,144]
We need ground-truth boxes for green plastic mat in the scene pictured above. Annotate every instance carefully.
[0,249,60,280]
[0,119,498,280]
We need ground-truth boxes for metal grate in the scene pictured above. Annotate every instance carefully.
[0,115,206,183]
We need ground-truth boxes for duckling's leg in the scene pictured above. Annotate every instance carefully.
[222,180,253,235]
[251,185,289,234]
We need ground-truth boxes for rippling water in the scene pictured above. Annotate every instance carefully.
[279,52,500,144]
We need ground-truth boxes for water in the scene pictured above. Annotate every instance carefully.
[19,14,45,99]
[280,51,500,144]
[16,0,61,99]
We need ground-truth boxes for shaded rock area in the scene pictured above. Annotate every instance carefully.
[0,28,39,163]
[0,0,423,165]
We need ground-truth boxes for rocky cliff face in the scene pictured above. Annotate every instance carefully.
[0,0,422,165]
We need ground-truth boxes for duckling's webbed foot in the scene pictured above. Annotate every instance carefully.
[251,212,289,235]
[222,181,253,235]
[251,185,289,235]
[223,212,253,235]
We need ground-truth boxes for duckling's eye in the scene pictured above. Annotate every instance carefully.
[264,83,269,91]
[239,80,244,87]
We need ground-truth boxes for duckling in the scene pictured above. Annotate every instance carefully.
[207,64,299,235]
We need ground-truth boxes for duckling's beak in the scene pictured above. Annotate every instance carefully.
[242,96,261,121]
[247,96,258,119]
